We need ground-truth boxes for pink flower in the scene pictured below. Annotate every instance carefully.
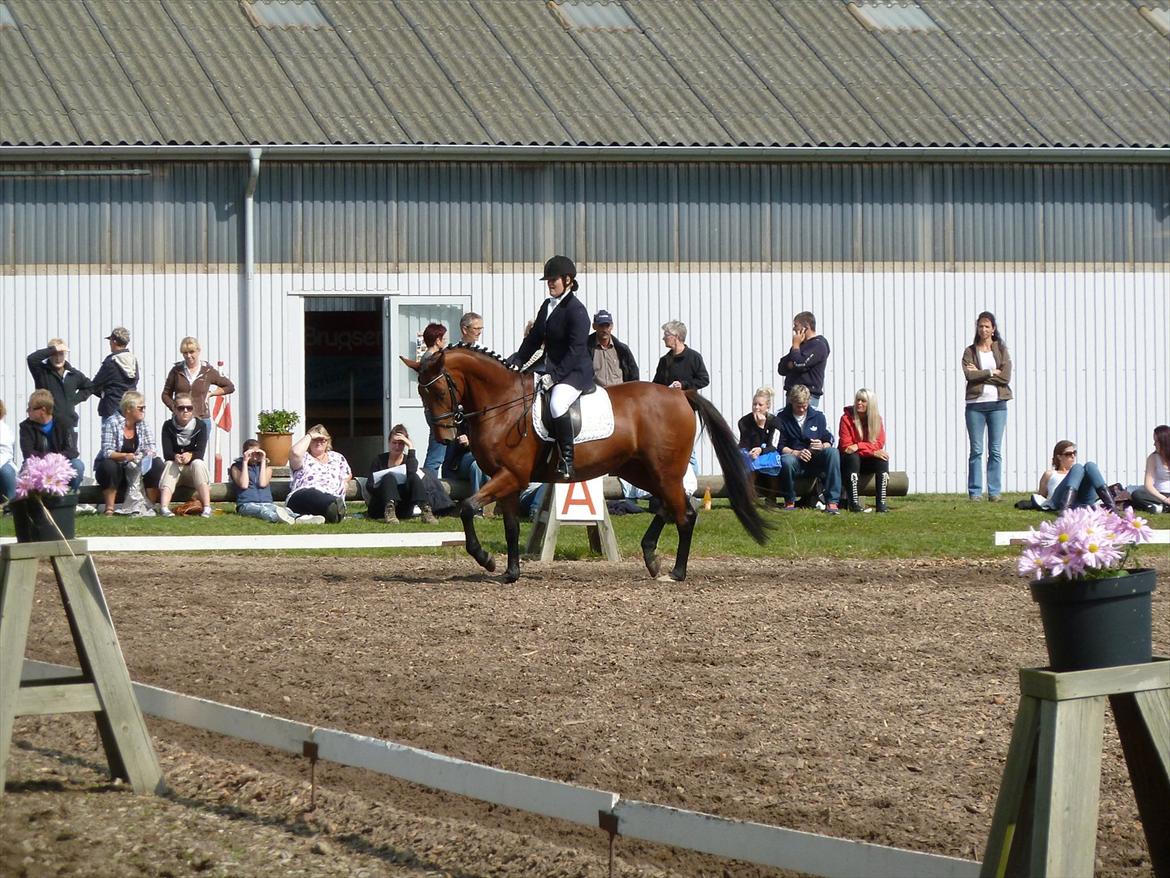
[1020,505,1146,583]
[1116,507,1154,544]
[1017,548,1051,580]
[15,453,75,499]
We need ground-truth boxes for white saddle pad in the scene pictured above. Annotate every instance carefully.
[533,387,615,443]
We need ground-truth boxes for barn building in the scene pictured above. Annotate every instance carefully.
[1,0,1167,493]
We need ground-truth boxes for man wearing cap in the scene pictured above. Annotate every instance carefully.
[508,255,593,480]
[91,326,140,424]
[587,310,639,387]
[26,338,93,432]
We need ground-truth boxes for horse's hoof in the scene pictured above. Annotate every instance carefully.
[669,569,687,582]
[482,555,497,573]
[502,568,519,584]
[644,553,661,577]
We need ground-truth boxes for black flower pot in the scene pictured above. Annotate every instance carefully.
[10,494,78,543]
[1029,569,1156,672]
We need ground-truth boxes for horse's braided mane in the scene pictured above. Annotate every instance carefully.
[446,341,520,372]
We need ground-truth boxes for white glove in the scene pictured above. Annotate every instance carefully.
[539,373,554,391]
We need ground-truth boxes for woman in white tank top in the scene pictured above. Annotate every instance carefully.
[1131,425,1170,513]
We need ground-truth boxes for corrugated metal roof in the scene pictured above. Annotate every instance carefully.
[11,0,163,145]
[0,0,1166,149]
[474,0,652,146]
[993,0,1168,147]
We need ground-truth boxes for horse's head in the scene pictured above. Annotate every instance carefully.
[402,348,462,444]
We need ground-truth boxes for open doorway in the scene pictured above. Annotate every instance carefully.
[304,297,384,467]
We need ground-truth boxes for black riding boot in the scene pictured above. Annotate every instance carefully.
[875,471,889,513]
[552,412,576,481]
[1095,484,1116,510]
[847,473,863,513]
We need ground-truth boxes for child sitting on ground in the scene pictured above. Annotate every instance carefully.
[231,439,323,525]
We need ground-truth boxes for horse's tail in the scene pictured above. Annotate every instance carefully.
[686,391,770,545]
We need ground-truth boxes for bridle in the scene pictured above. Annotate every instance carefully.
[418,365,535,431]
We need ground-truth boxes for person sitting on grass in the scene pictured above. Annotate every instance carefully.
[18,390,84,491]
[364,425,454,524]
[94,391,164,516]
[157,393,212,518]
[230,439,322,524]
[287,424,351,523]
[1034,440,1115,512]
[1130,425,1170,514]
[777,384,842,515]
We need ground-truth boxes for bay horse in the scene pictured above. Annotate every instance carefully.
[404,344,767,582]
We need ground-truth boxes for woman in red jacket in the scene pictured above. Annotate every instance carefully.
[838,388,890,513]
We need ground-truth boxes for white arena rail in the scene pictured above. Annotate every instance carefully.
[0,533,464,551]
[995,529,1170,546]
[23,659,980,877]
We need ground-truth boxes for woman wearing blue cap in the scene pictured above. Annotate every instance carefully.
[508,255,594,480]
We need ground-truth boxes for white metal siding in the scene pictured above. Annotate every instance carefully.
[2,268,1165,494]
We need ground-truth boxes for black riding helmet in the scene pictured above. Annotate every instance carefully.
[540,255,576,281]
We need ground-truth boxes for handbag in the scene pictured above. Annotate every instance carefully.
[750,450,783,472]
[1108,483,1132,508]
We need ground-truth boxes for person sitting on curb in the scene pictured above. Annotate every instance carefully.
[94,391,164,516]
[231,439,322,524]
[838,388,891,513]
[777,384,842,514]
[157,393,213,518]
[364,425,454,524]
[287,424,351,523]
[18,390,84,491]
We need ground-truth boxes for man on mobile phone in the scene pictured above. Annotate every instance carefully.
[777,311,831,411]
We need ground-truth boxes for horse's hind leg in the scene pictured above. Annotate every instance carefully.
[669,500,698,581]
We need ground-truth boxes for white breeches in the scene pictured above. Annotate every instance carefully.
[549,383,582,418]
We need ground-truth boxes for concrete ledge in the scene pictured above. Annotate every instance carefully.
[78,471,909,505]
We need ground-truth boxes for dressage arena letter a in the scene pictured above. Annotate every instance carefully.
[554,478,605,522]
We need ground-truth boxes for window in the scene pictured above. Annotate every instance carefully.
[849,2,939,33]
[549,1,638,32]
[245,0,329,29]
[1139,5,1170,35]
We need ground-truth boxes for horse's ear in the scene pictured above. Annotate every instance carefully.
[400,356,421,372]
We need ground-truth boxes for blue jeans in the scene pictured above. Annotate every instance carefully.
[237,501,282,523]
[423,435,446,476]
[809,395,823,411]
[780,448,842,506]
[966,402,1008,498]
[0,462,15,502]
[1049,462,1108,509]
[68,458,85,492]
[453,453,487,495]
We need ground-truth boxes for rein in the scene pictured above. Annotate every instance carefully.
[420,366,535,431]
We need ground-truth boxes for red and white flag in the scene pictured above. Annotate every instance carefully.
[210,393,233,431]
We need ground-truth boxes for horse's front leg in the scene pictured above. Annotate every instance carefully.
[460,472,522,575]
[496,493,522,583]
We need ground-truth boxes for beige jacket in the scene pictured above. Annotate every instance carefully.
[962,340,1013,402]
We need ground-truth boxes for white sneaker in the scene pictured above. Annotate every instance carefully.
[114,505,135,515]
[200,507,213,518]
[160,506,175,517]
[132,508,156,518]
[293,514,326,525]
[274,505,297,525]
[76,504,97,515]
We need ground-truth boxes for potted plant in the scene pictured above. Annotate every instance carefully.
[1018,506,1157,672]
[256,409,300,467]
[11,453,79,542]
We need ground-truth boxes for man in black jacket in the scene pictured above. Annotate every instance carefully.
[19,390,84,490]
[652,320,709,391]
[587,309,639,386]
[26,338,92,431]
[92,326,140,425]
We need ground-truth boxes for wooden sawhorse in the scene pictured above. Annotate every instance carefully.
[525,484,620,562]
[981,659,1169,877]
[0,539,164,796]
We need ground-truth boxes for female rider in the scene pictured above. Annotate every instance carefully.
[508,256,594,480]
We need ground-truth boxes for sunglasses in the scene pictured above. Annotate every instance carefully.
[136,406,146,411]
[176,405,194,412]
[1061,450,1078,457]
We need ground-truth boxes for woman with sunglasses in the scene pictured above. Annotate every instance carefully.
[1033,440,1114,511]
[157,393,212,517]
[94,391,164,515]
